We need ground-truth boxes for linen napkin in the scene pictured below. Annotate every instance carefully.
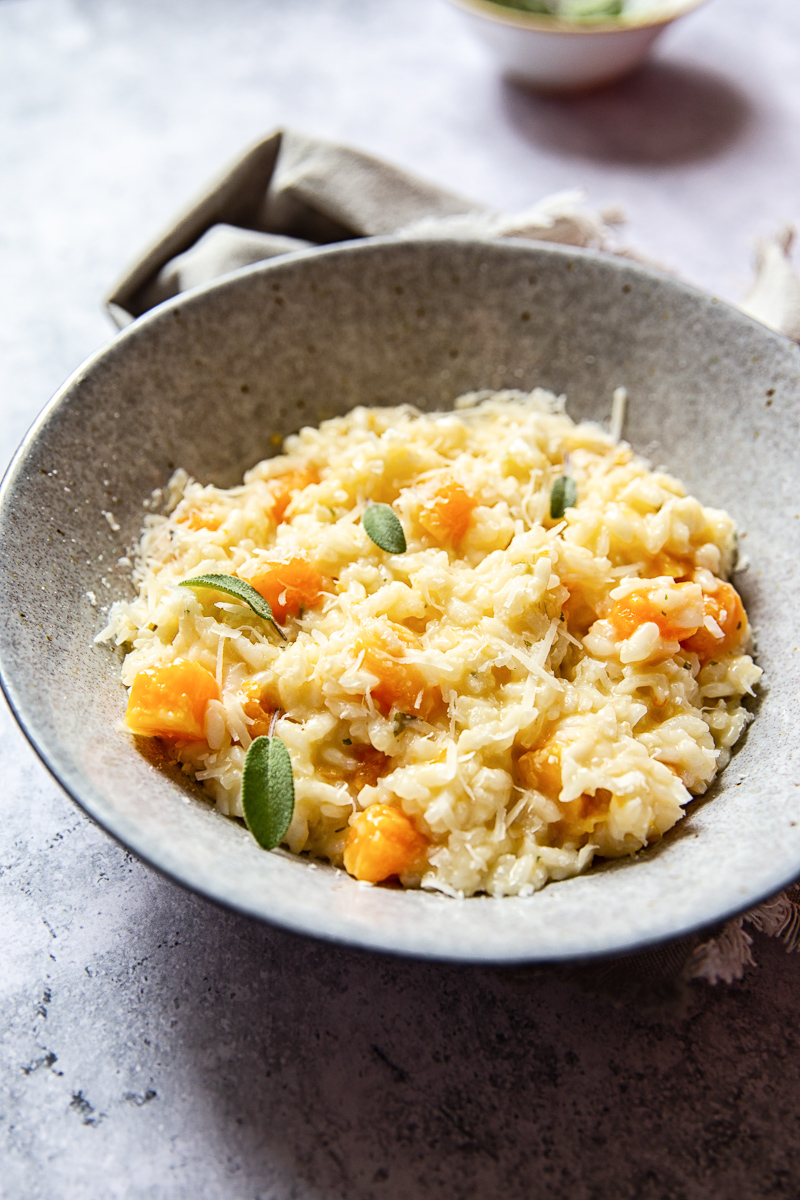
[106,129,800,997]
[108,127,800,340]
[106,128,625,325]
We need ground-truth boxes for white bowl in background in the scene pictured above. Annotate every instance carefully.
[444,0,709,91]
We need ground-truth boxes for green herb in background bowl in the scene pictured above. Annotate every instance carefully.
[494,0,625,20]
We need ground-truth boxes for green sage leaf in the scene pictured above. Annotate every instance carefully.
[242,734,295,851]
[179,574,285,639]
[490,0,623,17]
[549,475,577,520]
[362,503,407,554]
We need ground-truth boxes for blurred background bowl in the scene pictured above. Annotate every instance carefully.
[1,236,799,965]
[443,0,709,91]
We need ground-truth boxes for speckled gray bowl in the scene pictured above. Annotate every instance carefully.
[1,237,799,963]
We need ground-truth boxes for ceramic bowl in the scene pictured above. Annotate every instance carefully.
[1,237,799,964]
[443,0,709,91]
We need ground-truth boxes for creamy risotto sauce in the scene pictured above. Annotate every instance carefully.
[100,390,761,897]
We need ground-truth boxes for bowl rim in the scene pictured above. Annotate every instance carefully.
[2,233,799,965]
[443,0,708,35]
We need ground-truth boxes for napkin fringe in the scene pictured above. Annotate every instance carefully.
[740,226,800,342]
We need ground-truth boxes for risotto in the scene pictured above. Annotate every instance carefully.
[99,389,761,897]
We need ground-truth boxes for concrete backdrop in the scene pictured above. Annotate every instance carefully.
[2,0,799,1196]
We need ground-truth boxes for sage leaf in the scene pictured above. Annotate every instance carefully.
[179,574,286,639]
[549,475,577,520]
[242,734,295,851]
[362,503,406,554]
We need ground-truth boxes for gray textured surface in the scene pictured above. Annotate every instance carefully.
[3,0,800,1195]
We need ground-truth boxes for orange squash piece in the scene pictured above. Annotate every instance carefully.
[125,661,219,741]
[609,583,701,643]
[557,790,611,839]
[267,469,318,524]
[419,479,475,544]
[177,510,221,532]
[358,629,440,721]
[649,552,691,580]
[248,556,325,623]
[680,580,747,664]
[352,745,391,791]
[517,739,562,799]
[317,744,391,790]
[343,804,429,883]
[240,681,276,739]
[517,741,609,838]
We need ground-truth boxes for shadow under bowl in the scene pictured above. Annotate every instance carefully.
[1,236,799,964]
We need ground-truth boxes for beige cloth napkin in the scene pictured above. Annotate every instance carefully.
[106,128,625,325]
[108,129,481,323]
[108,127,800,341]
[107,129,800,996]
